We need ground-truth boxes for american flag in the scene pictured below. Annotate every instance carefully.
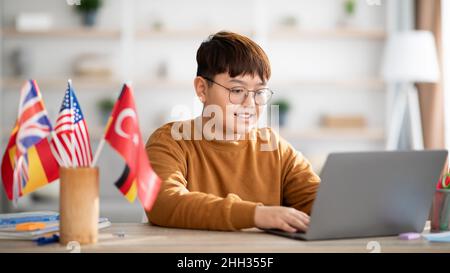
[13,80,53,201]
[51,82,92,167]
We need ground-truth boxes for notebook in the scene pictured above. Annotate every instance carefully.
[0,211,111,240]
[0,211,59,228]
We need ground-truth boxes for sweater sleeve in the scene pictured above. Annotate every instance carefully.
[280,137,321,215]
[145,126,259,231]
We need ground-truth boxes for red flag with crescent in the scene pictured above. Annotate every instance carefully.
[104,84,161,211]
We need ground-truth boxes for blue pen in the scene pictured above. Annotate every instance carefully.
[34,234,59,246]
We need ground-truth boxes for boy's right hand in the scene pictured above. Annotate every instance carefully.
[254,206,310,233]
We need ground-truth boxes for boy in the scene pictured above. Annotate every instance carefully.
[145,31,320,233]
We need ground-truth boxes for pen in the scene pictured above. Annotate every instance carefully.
[34,234,59,246]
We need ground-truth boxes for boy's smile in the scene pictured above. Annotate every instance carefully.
[195,72,268,137]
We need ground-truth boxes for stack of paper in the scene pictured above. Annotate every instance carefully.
[0,211,111,240]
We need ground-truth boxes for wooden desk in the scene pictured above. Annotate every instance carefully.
[0,223,449,253]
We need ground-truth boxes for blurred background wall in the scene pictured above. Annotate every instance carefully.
[0,0,448,222]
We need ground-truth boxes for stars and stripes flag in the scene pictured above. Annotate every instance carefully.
[1,80,59,202]
[50,81,92,167]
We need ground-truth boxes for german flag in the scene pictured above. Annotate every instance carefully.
[115,165,137,202]
[102,84,161,211]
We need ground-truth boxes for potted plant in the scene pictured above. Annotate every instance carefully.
[344,0,356,16]
[97,97,115,124]
[279,15,299,29]
[339,0,357,27]
[74,0,103,27]
[272,99,291,127]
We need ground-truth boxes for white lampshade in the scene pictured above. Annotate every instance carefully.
[381,30,440,83]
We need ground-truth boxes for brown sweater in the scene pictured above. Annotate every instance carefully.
[145,120,320,231]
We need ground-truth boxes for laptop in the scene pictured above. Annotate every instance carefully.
[265,150,448,240]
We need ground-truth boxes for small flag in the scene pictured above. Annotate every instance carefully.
[437,173,450,190]
[102,84,161,211]
[1,80,59,201]
[50,81,92,167]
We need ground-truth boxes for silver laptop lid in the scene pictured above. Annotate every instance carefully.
[304,150,448,240]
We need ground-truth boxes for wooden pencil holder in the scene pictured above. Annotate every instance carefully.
[59,167,99,245]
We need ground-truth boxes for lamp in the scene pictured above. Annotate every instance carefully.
[381,30,440,150]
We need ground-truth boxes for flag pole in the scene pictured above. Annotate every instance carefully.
[68,79,76,168]
[91,138,105,167]
[12,156,22,207]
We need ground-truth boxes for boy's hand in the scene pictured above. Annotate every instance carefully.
[254,206,310,233]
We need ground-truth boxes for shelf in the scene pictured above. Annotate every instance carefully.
[89,126,157,141]
[133,79,193,89]
[1,28,121,39]
[269,27,386,40]
[133,78,385,91]
[1,77,123,90]
[1,126,103,140]
[133,79,385,90]
[135,27,385,40]
[280,127,385,141]
[2,123,385,142]
[3,128,385,142]
[94,127,385,142]
[136,28,254,39]
[1,77,386,91]
[1,77,194,90]
[2,126,154,142]
[271,78,385,90]
[0,27,385,40]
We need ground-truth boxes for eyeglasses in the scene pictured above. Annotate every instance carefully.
[201,76,274,106]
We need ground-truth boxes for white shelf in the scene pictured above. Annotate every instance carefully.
[0,77,194,91]
[1,77,123,90]
[133,79,193,89]
[280,127,385,141]
[1,126,104,140]
[130,78,385,90]
[1,77,385,91]
[1,27,385,40]
[82,127,385,142]
[271,78,385,90]
[136,28,254,39]
[3,126,384,142]
[1,28,121,39]
[136,27,386,40]
[269,27,386,40]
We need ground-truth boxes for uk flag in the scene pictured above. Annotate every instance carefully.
[0,80,54,202]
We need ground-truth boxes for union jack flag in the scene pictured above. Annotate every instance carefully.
[10,80,53,201]
[50,81,92,167]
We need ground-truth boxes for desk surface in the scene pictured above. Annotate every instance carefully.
[1,223,449,253]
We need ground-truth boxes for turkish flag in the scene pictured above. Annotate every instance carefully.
[104,84,161,211]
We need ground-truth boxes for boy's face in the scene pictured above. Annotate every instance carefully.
[196,72,267,136]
